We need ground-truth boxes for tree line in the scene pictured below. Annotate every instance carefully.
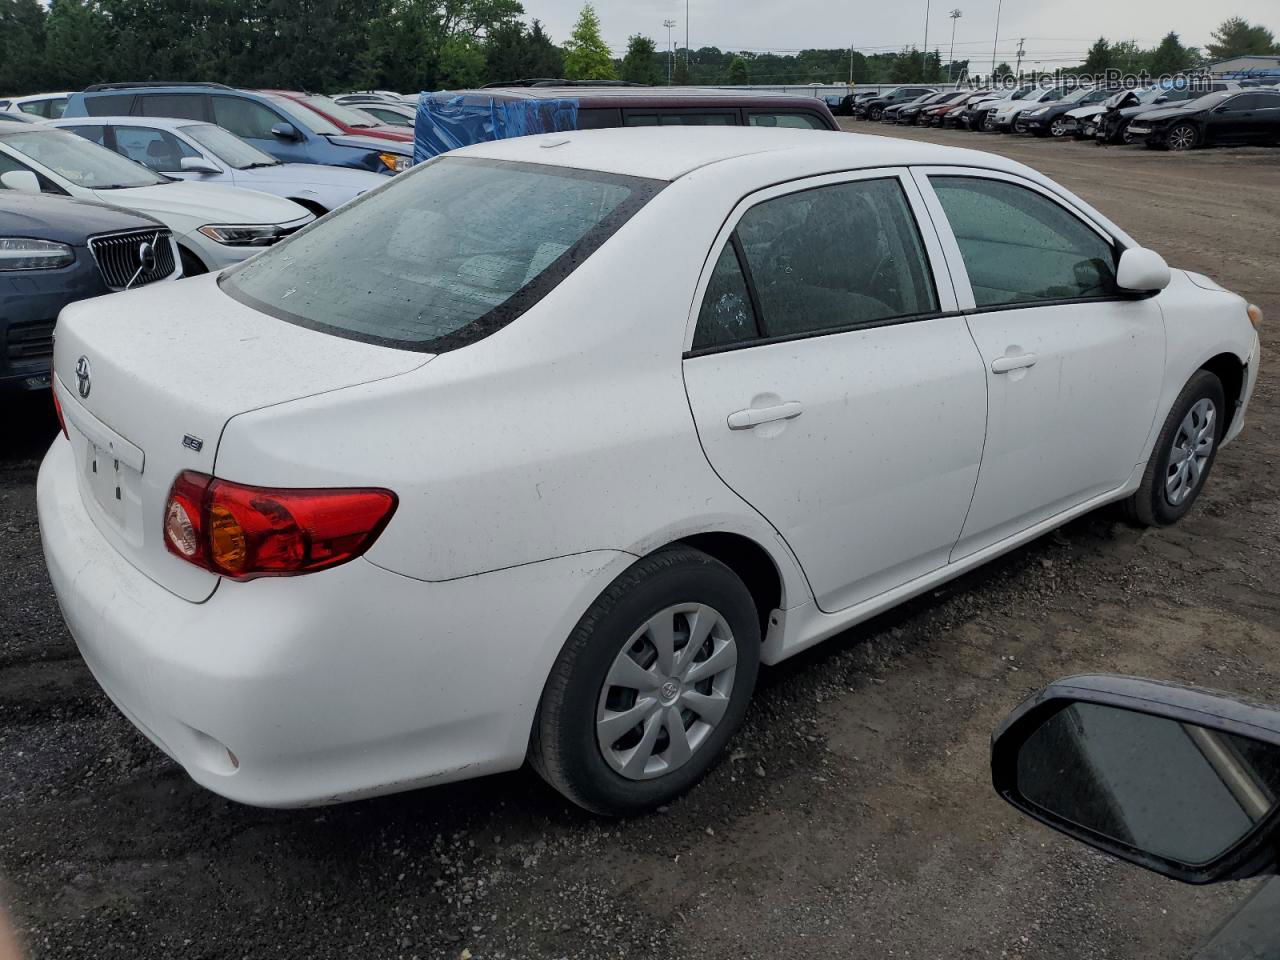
[1,0,1277,98]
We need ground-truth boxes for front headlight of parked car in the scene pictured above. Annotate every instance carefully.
[1026,106,1051,116]
[379,152,412,173]
[0,237,74,271]
[198,224,290,247]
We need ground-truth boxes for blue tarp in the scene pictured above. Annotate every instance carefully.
[413,93,580,164]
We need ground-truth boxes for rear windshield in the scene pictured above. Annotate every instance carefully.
[222,156,663,352]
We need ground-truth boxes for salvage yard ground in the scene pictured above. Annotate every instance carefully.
[2,121,1279,959]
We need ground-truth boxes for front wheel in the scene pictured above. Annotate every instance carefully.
[1166,123,1199,151]
[530,546,761,816]
[869,107,883,121]
[1049,118,1069,138]
[1124,370,1226,526]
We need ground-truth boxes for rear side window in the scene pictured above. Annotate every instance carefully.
[139,94,207,121]
[728,178,939,339]
[83,93,135,116]
[748,112,826,129]
[212,96,282,139]
[931,176,1117,308]
[624,112,737,126]
[223,157,664,353]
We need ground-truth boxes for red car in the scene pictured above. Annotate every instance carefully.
[259,90,413,144]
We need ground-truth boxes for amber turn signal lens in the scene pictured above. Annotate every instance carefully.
[1247,303,1263,331]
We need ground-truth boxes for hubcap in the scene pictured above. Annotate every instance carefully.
[1166,398,1216,506]
[596,604,738,781]
[1051,119,1066,136]
[1169,126,1195,150]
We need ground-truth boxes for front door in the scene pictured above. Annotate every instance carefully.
[682,170,988,613]
[915,169,1165,559]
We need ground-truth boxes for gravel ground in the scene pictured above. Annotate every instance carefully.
[2,123,1279,960]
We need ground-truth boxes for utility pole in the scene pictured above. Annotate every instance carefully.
[948,9,962,81]
[685,0,690,81]
[991,0,1002,82]
[921,0,932,81]
[664,19,676,85]
[849,43,855,86]
[1015,37,1025,78]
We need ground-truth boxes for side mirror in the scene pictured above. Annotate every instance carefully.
[1155,95,1168,103]
[179,156,221,174]
[270,122,300,141]
[992,675,1280,885]
[1116,247,1171,294]
[0,169,41,194]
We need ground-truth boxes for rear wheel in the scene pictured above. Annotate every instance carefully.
[530,546,760,816]
[1166,123,1199,151]
[1124,370,1225,527]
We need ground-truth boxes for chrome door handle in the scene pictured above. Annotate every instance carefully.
[991,353,1038,374]
[726,401,804,430]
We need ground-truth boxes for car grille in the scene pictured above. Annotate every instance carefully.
[88,228,176,290]
[6,318,55,365]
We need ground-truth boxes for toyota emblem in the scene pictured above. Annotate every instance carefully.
[75,356,91,399]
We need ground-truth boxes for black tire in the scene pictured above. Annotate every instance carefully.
[529,545,761,816]
[178,246,208,277]
[1124,370,1226,527]
[1165,123,1200,151]
[869,106,883,121]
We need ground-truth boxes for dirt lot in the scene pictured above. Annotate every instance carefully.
[2,123,1279,960]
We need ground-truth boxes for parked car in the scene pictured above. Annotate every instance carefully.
[347,101,415,128]
[1,92,73,119]
[38,126,1261,816]
[62,83,414,175]
[881,93,937,124]
[1095,81,1242,144]
[839,89,884,116]
[1,191,179,394]
[925,91,990,127]
[260,91,414,145]
[1015,86,1117,137]
[1127,89,1280,150]
[0,112,43,126]
[822,94,850,116]
[959,86,1034,131]
[49,117,385,217]
[988,86,1069,131]
[856,86,937,120]
[0,126,312,274]
[332,91,411,106]
[897,91,970,125]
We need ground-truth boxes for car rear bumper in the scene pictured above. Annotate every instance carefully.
[38,436,629,807]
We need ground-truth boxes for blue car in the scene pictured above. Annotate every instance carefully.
[62,83,412,175]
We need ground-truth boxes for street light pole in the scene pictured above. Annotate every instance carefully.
[922,0,931,82]
[991,0,1002,82]
[664,19,676,85]
[685,0,690,81]
[948,9,962,80]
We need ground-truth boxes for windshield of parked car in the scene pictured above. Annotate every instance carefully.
[223,156,664,352]
[181,123,278,169]
[0,129,167,189]
[301,95,382,129]
[263,96,343,136]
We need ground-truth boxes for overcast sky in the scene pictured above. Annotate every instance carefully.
[526,0,1279,75]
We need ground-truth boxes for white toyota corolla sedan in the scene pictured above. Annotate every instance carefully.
[38,128,1262,815]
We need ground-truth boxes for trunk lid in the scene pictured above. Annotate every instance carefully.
[51,273,430,602]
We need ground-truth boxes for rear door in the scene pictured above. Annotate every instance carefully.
[682,169,987,613]
[914,168,1164,558]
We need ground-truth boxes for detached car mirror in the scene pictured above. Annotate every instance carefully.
[1116,247,1171,294]
[270,122,300,141]
[0,169,41,194]
[993,675,1280,885]
[178,156,221,174]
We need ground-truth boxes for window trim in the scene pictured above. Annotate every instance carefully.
[911,166,1134,314]
[682,167,960,358]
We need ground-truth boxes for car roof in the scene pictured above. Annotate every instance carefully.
[453,126,1021,182]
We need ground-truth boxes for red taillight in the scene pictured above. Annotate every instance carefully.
[51,379,69,439]
[163,471,397,580]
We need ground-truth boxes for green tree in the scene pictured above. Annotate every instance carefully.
[42,0,111,89]
[1205,17,1279,60]
[993,61,1013,78]
[1081,37,1113,73]
[726,55,748,85]
[620,33,660,84]
[672,53,690,85]
[563,3,616,80]
[0,0,47,95]
[525,19,564,78]
[1148,31,1197,76]
[888,47,919,82]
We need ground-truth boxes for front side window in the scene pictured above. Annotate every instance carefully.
[0,130,167,189]
[213,96,286,140]
[728,177,939,339]
[114,126,200,171]
[931,176,1117,308]
[748,112,826,130]
[223,157,663,352]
